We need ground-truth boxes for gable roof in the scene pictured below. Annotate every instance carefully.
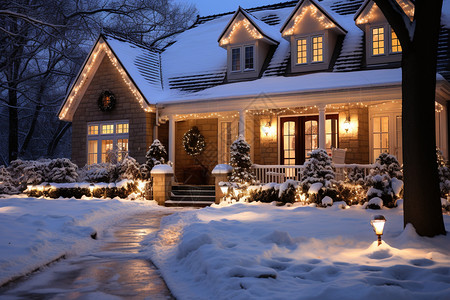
[218,6,280,46]
[354,0,415,24]
[280,0,347,35]
[58,34,162,121]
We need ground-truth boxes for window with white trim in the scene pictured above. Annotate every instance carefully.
[87,121,129,164]
[244,45,254,70]
[372,26,385,56]
[312,35,323,62]
[230,45,254,72]
[295,35,324,65]
[296,38,307,64]
[231,48,241,71]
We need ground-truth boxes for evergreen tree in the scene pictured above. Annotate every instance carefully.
[229,135,255,185]
[141,139,167,179]
[119,156,142,180]
[0,166,19,194]
[437,148,450,198]
[45,158,78,183]
[301,148,335,190]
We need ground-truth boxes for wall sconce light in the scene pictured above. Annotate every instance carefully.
[370,215,386,246]
[262,122,271,136]
[342,117,351,133]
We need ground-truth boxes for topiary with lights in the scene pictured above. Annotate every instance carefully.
[229,135,255,186]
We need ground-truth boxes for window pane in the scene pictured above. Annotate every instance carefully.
[116,123,129,134]
[373,133,381,148]
[373,117,380,132]
[391,28,402,53]
[381,116,389,132]
[88,125,98,135]
[117,139,129,162]
[297,39,307,64]
[101,140,114,163]
[372,27,385,55]
[382,133,389,148]
[244,46,254,70]
[88,140,98,165]
[283,121,296,164]
[232,48,241,71]
[101,124,114,134]
[312,36,323,62]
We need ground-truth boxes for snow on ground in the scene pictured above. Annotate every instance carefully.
[144,201,450,300]
[0,195,167,286]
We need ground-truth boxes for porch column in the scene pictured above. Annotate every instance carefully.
[319,105,326,149]
[168,115,175,164]
[239,109,245,138]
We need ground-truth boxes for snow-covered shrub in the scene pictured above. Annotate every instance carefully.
[0,166,20,194]
[46,158,78,183]
[364,153,403,208]
[8,159,48,185]
[437,148,450,198]
[300,149,336,204]
[142,139,167,179]
[249,187,279,203]
[345,166,366,185]
[118,156,142,180]
[334,181,366,205]
[80,163,118,183]
[279,181,297,205]
[229,135,256,186]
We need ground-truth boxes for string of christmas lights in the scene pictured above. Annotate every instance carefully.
[220,18,263,46]
[283,4,335,37]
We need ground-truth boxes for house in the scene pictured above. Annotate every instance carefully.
[58,0,450,185]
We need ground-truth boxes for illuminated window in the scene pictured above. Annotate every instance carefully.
[87,121,129,165]
[101,124,114,134]
[88,140,98,165]
[296,38,307,64]
[88,125,98,135]
[244,46,254,70]
[117,139,129,162]
[372,116,389,160]
[312,36,323,62]
[116,123,129,134]
[391,28,402,53]
[231,48,241,71]
[283,121,296,166]
[372,27,385,55]
[325,116,338,154]
[304,120,318,158]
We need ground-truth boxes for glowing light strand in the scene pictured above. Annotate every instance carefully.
[283,4,335,37]
[220,18,263,46]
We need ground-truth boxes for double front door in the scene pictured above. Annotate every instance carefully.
[280,115,338,165]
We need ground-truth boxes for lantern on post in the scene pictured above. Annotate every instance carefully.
[370,215,386,246]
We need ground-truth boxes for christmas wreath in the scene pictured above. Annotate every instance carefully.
[182,126,206,156]
[98,90,116,111]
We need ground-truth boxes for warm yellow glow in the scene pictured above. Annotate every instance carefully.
[282,4,335,37]
[220,18,263,46]
[312,35,323,62]
[372,27,385,56]
[371,217,386,235]
[297,38,307,64]
[137,180,146,193]
[357,1,414,25]
[342,119,351,133]
[391,28,402,53]
[89,184,95,195]
[262,122,271,136]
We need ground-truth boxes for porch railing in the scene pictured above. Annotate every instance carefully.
[252,163,374,184]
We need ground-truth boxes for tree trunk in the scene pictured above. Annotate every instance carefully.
[401,0,446,236]
[8,87,18,163]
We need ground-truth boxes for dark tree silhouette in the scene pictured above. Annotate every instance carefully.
[373,0,446,236]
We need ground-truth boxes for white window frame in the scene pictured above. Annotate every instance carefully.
[230,44,256,73]
[87,120,129,164]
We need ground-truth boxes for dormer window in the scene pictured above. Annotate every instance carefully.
[218,7,279,81]
[281,0,346,73]
[391,28,402,53]
[369,24,402,60]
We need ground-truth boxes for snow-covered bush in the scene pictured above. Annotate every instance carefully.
[345,166,366,185]
[79,163,118,183]
[229,135,256,186]
[142,139,167,179]
[119,156,142,180]
[300,149,336,204]
[248,180,297,205]
[46,158,78,183]
[8,159,48,186]
[437,148,450,198]
[0,166,20,194]
[364,153,403,208]
[334,181,366,205]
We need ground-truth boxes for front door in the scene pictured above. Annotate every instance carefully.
[280,115,338,165]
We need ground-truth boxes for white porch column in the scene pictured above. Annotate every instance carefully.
[168,115,175,164]
[318,105,326,149]
[239,109,246,138]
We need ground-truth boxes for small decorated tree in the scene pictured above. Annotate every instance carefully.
[229,135,255,185]
[141,139,167,179]
[300,149,336,204]
[437,148,450,198]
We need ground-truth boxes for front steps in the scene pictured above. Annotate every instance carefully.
[165,185,215,207]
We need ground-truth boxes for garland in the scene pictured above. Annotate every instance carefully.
[182,126,206,156]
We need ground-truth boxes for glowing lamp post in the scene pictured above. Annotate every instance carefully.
[89,183,95,196]
[370,215,386,246]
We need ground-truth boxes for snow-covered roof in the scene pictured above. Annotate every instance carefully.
[103,34,163,101]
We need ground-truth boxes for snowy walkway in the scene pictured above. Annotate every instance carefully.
[0,211,174,299]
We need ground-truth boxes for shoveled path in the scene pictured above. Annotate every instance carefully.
[1,211,175,299]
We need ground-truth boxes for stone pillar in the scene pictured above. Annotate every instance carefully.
[212,164,233,204]
[239,109,246,138]
[168,115,175,165]
[151,165,174,206]
[318,104,326,149]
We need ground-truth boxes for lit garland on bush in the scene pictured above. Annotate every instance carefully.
[182,126,206,156]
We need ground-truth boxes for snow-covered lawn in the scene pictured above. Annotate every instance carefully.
[0,195,166,286]
[145,201,450,300]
